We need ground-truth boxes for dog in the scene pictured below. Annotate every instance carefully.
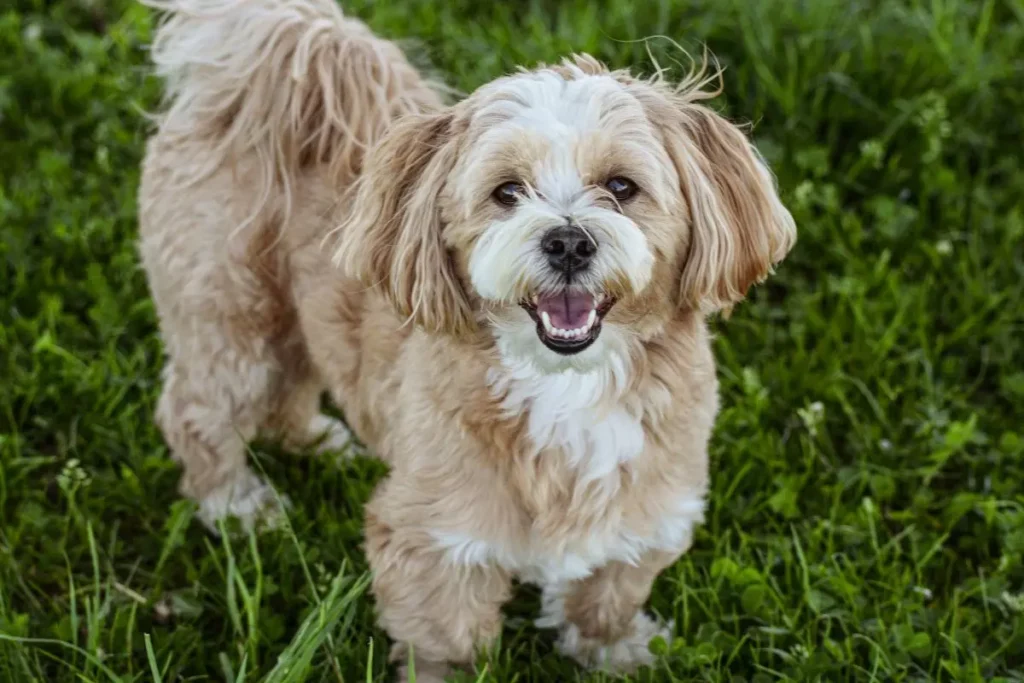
[138,0,796,679]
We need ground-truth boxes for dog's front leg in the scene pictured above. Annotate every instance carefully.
[538,549,679,674]
[364,501,512,682]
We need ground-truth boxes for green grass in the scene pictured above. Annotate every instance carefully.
[1,0,1023,680]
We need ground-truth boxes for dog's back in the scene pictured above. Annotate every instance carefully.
[137,0,442,528]
[141,0,442,228]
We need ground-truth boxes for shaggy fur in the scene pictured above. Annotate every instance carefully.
[138,0,796,680]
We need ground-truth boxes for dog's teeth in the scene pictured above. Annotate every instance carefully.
[541,312,600,341]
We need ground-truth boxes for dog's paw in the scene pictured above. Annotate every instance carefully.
[196,471,290,535]
[555,611,672,674]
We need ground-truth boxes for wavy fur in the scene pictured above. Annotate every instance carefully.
[144,0,441,227]
[139,6,796,680]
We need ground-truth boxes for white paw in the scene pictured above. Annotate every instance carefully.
[555,612,672,674]
[306,415,353,455]
[196,470,290,534]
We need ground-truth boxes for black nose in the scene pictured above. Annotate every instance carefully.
[541,225,596,275]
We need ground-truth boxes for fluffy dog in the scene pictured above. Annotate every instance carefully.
[138,0,796,678]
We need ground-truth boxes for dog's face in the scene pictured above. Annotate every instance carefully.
[446,64,679,372]
[338,55,795,372]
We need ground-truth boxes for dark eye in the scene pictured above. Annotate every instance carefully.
[493,182,525,206]
[606,177,638,201]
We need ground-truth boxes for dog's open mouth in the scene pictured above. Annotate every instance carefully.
[520,291,616,355]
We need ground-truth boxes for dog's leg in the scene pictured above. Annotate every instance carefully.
[537,550,678,673]
[364,503,512,682]
[265,370,352,456]
[156,352,285,533]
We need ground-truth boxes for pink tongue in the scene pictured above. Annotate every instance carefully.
[536,292,595,329]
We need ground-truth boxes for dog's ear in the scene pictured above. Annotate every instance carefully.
[335,110,474,336]
[639,79,796,313]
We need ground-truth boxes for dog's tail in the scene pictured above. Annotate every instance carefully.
[144,0,442,223]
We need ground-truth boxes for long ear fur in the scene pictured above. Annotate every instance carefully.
[671,103,796,311]
[630,64,796,313]
[334,111,474,336]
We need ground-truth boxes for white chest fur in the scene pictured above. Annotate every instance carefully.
[489,352,646,483]
[431,355,705,583]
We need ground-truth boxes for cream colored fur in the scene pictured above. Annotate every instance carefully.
[138,0,796,679]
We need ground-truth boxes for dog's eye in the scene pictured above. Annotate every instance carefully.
[606,177,638,201]
[492,182,524,206]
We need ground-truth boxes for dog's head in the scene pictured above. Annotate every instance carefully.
[337,55,795,372]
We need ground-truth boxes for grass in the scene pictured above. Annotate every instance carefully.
[1,0,1023,680]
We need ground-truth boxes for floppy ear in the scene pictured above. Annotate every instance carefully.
[660,95,796,313]
[334,110,474,336]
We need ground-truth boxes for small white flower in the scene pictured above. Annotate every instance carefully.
[798,401,826,437]
[935,240,952,255]
[794,180,815,208]
[1002,591,1024,613]
[154,598,173,622]
[57,458,92,494]
[859,139,885,169]
[913,586,933,600]
[790,644,810,661]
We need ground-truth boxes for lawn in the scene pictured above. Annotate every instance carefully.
[1,0,1023,680]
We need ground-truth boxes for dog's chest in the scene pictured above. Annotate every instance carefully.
[436,368,705,582]
[491,367,699,583]
[495,363,647,481]
[428,361,703,584]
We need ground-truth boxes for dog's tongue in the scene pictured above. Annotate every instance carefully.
[536,292,595,329]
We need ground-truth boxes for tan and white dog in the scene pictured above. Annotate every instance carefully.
[138,0,796,678]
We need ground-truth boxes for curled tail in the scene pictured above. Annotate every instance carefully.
[144,0,443,221]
